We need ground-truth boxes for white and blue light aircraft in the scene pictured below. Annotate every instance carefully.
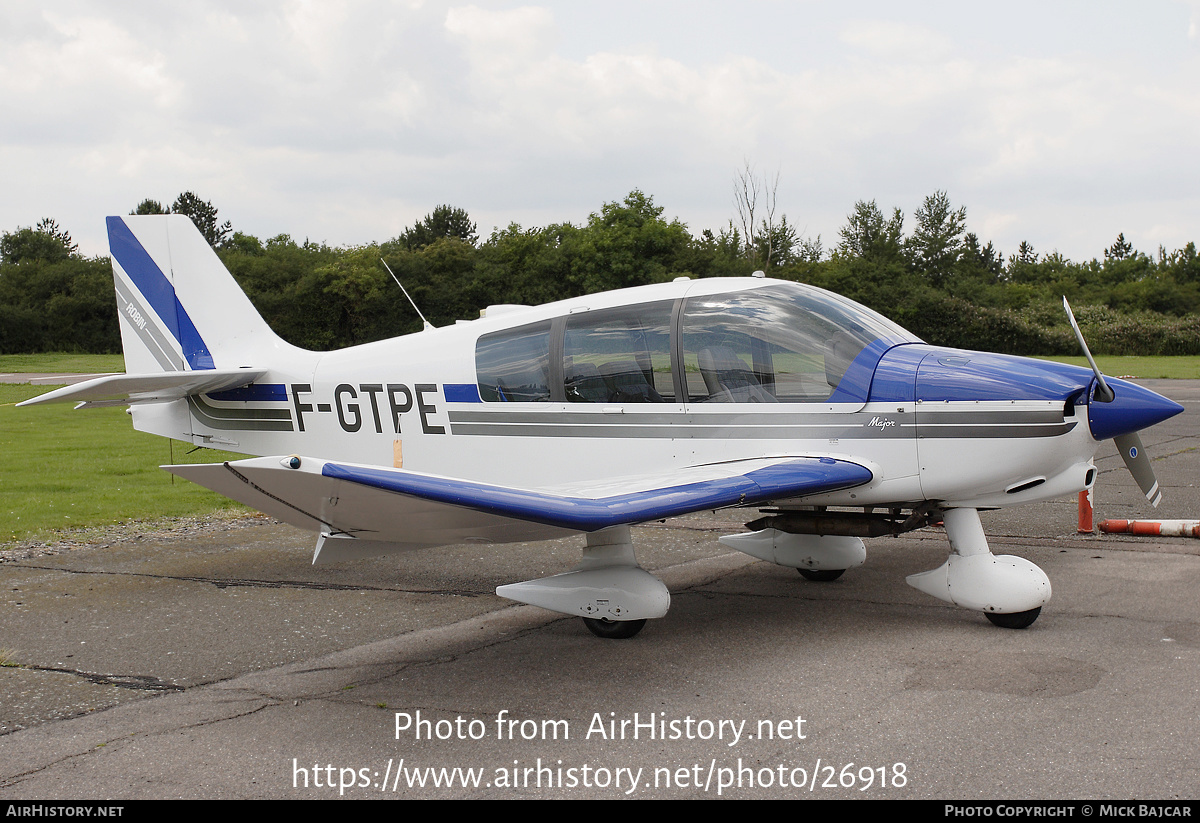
[23,216,1184,638]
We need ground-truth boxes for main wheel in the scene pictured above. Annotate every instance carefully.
[985,607,1041,629]
[797,568,845,582]
[582,617,647,639]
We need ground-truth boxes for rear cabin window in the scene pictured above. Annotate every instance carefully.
[476,320,551,402]
[563,302,674,403]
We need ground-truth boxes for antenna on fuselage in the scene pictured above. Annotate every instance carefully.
[380,258,434,330]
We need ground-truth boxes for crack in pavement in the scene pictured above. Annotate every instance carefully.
[6,564,486,597]
[19,665,185,693]
[0,698,278,789]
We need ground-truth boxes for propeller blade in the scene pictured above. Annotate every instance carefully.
[1063,296,1114,402]
[1114,432,1162,507]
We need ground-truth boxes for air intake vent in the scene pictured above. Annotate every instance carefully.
[1005,477,1047,495]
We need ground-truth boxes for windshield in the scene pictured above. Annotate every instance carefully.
[681,283,918,403]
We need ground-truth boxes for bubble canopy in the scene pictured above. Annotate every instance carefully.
[474,281,921,405]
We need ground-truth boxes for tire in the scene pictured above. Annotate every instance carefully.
[797,568,846,582]
[582,617,647,639]
[985,607,1041,629]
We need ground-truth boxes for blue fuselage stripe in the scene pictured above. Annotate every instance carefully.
[207,383,289,402]
[444,383,482,403]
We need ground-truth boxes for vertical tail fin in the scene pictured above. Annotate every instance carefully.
[22,215,315,453]
[108,215,289,373]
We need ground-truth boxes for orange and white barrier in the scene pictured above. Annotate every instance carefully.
[1099,519,1200,538]
[1077,489,1094,533]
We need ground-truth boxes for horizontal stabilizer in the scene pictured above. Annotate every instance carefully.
[17,369,266,409]
[166,454,873,548]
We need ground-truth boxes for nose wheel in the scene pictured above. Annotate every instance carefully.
[907,508,1051,628]
[582,617,647,639]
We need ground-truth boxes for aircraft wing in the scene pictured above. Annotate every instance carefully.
[16,369,267,409]
[166,455,873,556]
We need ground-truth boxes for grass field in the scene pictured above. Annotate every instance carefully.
[1,383,246,544]
[1033,355,1200,379]
[0,353,126,374]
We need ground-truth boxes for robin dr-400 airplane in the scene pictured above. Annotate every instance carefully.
[23,215,1184,638]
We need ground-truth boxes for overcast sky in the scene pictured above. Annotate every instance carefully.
[3,1,1199,264]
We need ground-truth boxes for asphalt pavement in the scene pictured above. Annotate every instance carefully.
[1,379,1198,799]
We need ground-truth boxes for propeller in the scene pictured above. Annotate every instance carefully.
[1114,432,1161,507]
[1063,297,1163,507]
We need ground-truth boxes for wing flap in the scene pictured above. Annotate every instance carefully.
[16,369,267,408]
[166,455,873,548]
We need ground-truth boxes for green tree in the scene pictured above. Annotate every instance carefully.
[223,231,265,256]
[570,190,692,293]
[960,232,1002,278]
[690,223,754,277]
[1104,232,1133,262]
[907,190,967,286]
[836,200,905,264]
[0,219,78,264]
[754,214,799,267]
[131,199,169,215]
[380,238,482,333]
[399,205,478,250]
[938,232,1004,304]
[1008,241,1039,273]
[171,192,232,247]
[733,162,785,267]
[1161,242,1200,285]
[220,234,339,349]
[0,255,117,353]
[795,233,824,263]
[818,201,924,325]
[476,222,582,307]
[312,246,391,346]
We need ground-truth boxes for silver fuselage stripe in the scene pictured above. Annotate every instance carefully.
[114,276,185,372]
[445,409,1076,439]
[187,396,295,431]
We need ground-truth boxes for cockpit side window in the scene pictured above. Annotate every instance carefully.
[563,301,674,403]
[681,285,890,403]
[476,320,552,402]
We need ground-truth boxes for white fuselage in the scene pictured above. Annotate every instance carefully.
[133,277,1099,513]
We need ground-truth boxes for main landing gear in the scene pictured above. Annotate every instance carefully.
[582,617,648,639]
[797,568,846,582]
[495,507,1051,636]
[718,530,867,581]
[984,608,1042,630]
[907,507,1051,629]
[495,526,667,640]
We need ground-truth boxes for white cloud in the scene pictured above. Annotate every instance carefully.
[839,19,954,62]
[445,4,557,60]
[2,1,1199,261]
